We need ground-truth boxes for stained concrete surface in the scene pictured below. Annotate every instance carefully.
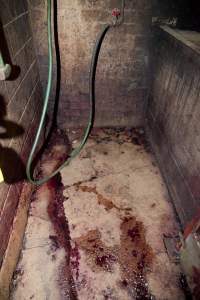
[11,128,185,300]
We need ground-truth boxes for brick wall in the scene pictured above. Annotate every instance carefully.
[28,0,151,128]
[0,0,43,265]
[148,26,200,228]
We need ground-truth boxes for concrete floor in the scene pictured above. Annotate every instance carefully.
[11,128,185,300]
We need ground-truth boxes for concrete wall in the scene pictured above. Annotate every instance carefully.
[0,0,43,266]
[28,0,151,128]
[148,26,200,228]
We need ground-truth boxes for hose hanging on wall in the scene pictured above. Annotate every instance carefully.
[26,0,125,185]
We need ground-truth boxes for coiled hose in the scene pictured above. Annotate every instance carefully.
[26,0,124,185]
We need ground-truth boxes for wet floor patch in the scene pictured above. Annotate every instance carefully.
[71,217,155,299]
[119,216,154,299]
[11,128,186,300]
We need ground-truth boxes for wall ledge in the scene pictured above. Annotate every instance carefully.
[158,25,200,56]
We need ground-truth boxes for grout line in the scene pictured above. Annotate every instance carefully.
[28,214,51,223]
[3,11,28,28]
[24,244,51,250]
[8,58,36,104]
[21,100,42,154]
[150,110,198,206]
[0,185,12,219]
[18,79,39,123]
[8,79,39,149]
[148,111,190,222]
[13,37,32,60]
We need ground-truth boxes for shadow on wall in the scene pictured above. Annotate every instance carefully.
[0,96,26,184]
[0,0,62,184]
[0,18,20,80]
[0,17,26,184]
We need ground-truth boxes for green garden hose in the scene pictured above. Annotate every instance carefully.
[26,0,124,185]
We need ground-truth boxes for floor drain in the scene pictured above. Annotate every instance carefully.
[163,234,181,263]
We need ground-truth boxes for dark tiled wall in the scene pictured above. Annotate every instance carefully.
[152,0,200,31]
[28,0,151,128]
[0,0,43,265]
[148,26,200,228]
[152,0,184,17]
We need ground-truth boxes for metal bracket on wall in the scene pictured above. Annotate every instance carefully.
[0,51,11,80]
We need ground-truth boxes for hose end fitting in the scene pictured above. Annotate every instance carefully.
[112,8,121,18]
[112,8,121,25]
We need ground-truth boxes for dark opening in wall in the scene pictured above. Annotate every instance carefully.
[153,0,200,32]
